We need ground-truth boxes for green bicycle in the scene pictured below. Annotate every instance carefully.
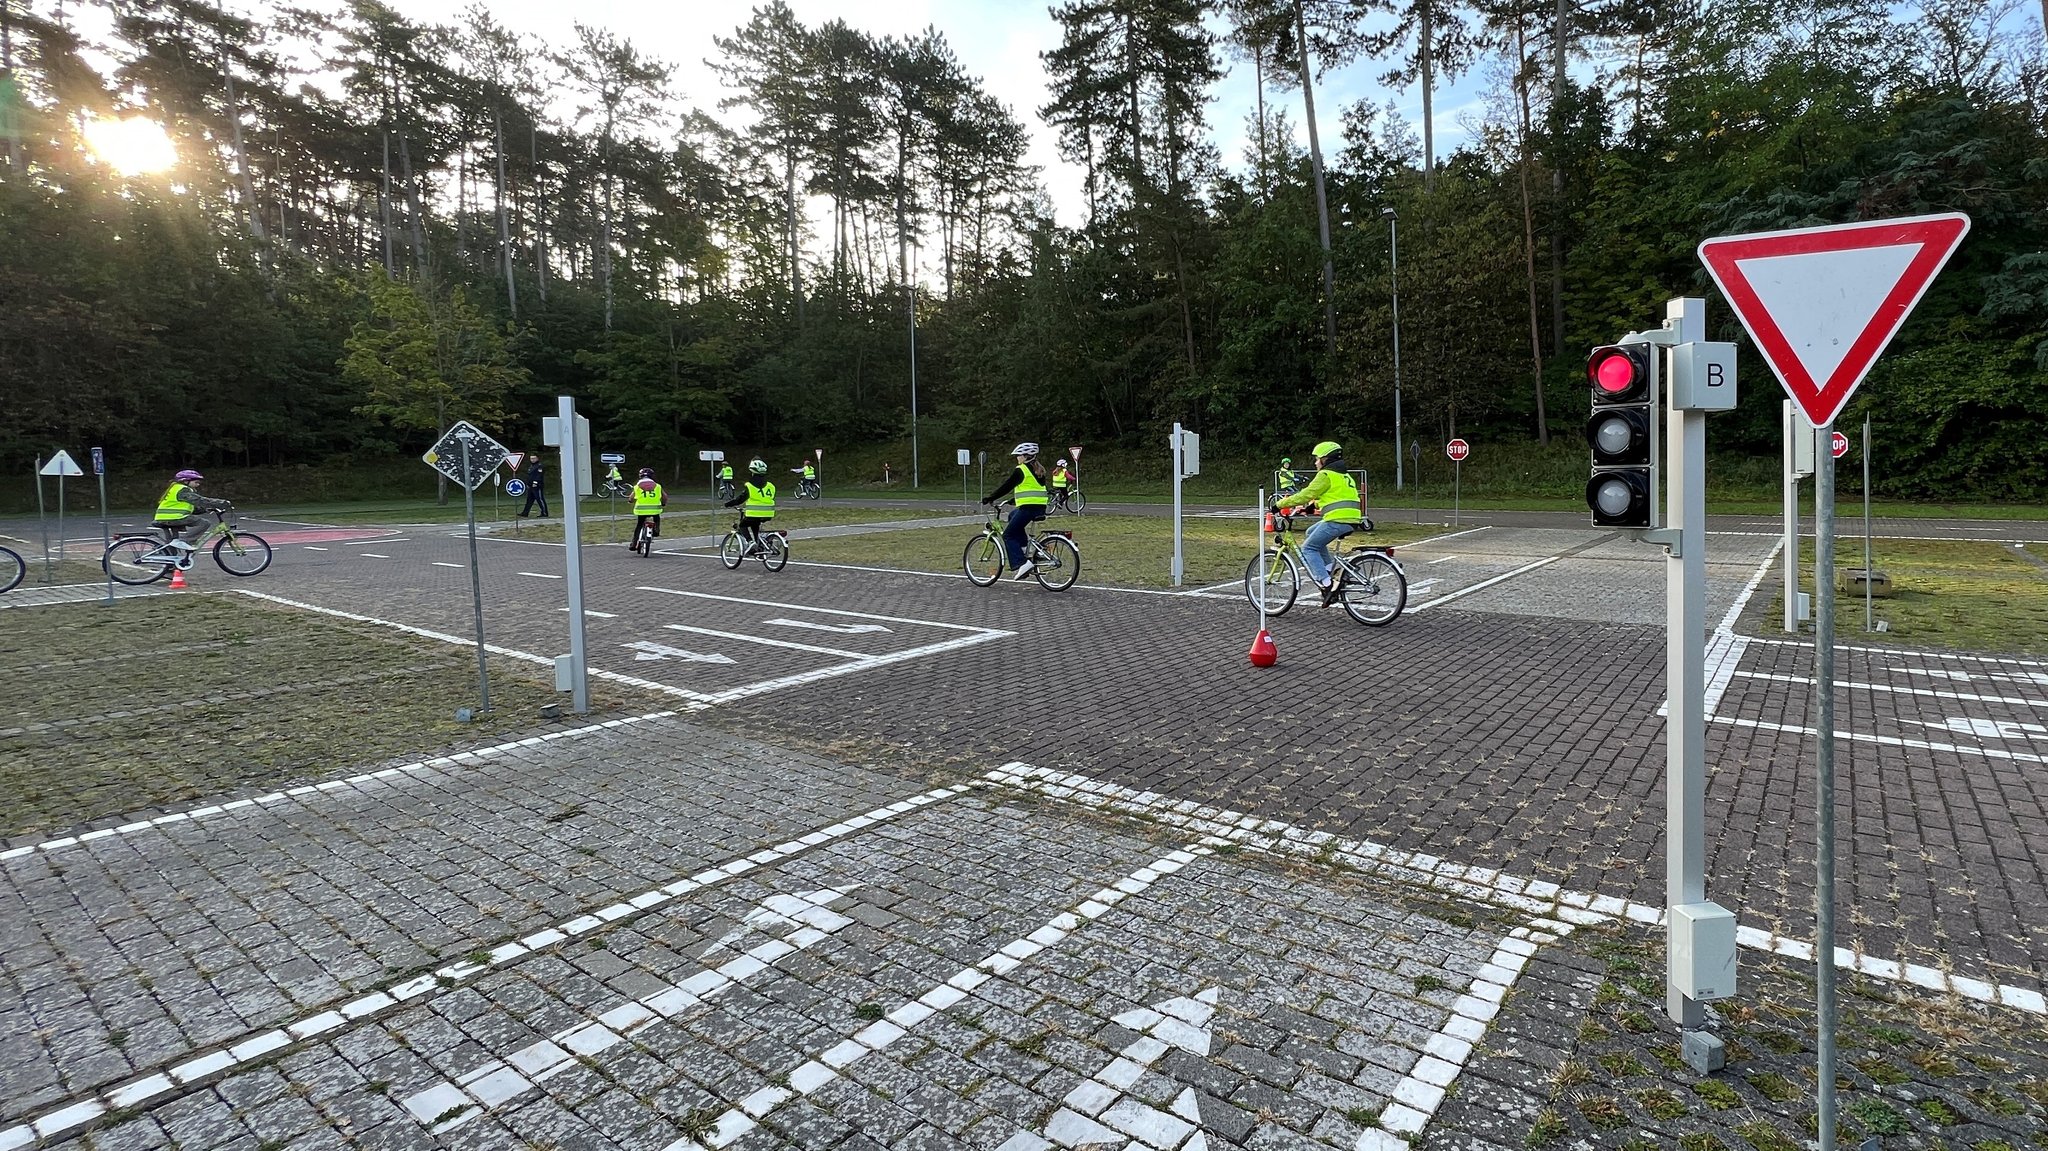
[963,507,1080,591]
[103,510,273,585]
[1245,512,1406,626]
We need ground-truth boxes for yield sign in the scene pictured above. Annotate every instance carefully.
[1698,212,1969,429]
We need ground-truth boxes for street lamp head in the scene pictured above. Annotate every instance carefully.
[1381,207,1397,220]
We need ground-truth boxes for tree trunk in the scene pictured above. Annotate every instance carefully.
[219,46,267,255]
[1253,42,1268,198]
[494,106,517,320]
[380,131,396,276]
[1420,0,1435,188]
[0,0,20,169]
[398,132,426,275]
[1550,0,1567,372]
[1294,1,1338,356]
[1514,17,1548,445]
[530,125,547,302]
[785,148,801,326]
[600,125,614,331]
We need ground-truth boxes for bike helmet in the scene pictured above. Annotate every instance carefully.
[1311,441,1341,458]
[175,469,204,482]
[1011,442,1039,458]
[1280,457,1291,466]
[637,478,658,492]
[639,467,655,478]
[1055,459,1068,468]
[749,459,767,475]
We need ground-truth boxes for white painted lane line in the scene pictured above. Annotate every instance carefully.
[1734,670,2048,709]
[626,642,734,665]
[1881,665,2048,688]
[432,562,464,569]
[985,763,2048,1019]
[1403,556,1561,613]
[360,553,392,559]
[764,617,891,635]
[0,709,680,863]
[1712,714,2046,763]
[409,887,859,1132]
[1718,538,1783,636]
[998,988,1218,1150]
[664,624,866,659]
[1743,635,2048,667]
[228,590,716,705]
[304,546,329,551]
[556,607,618,618]
[638,587,992,632]
[663,840,1219,1150]
[518,571,563,580]
[1426,555,1460,564]
[698,629,1012,705]
[2,784,979,1149]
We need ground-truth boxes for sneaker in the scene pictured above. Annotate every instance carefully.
[1012,561,1037,580]
[1316,581,1337,607]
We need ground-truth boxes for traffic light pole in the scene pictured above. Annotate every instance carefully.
[1661,298,1711,1034]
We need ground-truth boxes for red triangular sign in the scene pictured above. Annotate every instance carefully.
[1698,212,1969,429]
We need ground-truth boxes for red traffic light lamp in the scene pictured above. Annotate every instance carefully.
[1586,340,1659,529]
[1588,344,1653,403]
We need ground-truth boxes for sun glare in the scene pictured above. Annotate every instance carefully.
[84,116,178,176]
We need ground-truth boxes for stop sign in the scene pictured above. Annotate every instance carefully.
[1446,438,1471,462]
[1830,430,1848,458]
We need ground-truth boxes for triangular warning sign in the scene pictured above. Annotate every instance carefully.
[1698,212,1969,429]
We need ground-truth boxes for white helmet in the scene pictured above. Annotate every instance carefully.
[1011,442,1039,458]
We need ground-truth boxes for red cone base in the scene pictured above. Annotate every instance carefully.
[1248,628,1277,667]
[168,566,188,590]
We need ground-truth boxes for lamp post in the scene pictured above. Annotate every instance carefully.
[1385,206,1404,492]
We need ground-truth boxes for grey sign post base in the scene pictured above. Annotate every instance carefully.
[423,421,510,719]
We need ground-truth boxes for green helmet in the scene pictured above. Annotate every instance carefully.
[1312,440,1341,458]
[749,459,767,475]
[1280,457,1291,466]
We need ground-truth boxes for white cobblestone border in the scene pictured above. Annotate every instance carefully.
[0,783,979,1151]
[984,763,2048,1020]
[0,709,682,862]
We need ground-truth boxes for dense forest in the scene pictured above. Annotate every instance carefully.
[1,0,2044,496]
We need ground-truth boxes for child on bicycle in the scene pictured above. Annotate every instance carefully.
[724,459,776,552]
[154,469,234,562]
[981,442,1051,579]
[631,468,665,546]
[1272,441,1362,605]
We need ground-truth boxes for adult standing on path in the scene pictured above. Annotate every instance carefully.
[518,453,549,518]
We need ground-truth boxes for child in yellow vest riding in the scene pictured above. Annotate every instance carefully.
[1273,441,1363,604]
[631,468,665,545]
[980,442,1051,579]
[723,459,776,552]
[154,469,233,563]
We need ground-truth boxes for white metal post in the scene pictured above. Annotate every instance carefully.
[1388,208,1403,492]
[557,396,590,715]
[1783,401,1801,633]
[1257,487,1267,632]
[1664,298,1709,1028]
[1170,422,1185,587]
[1815,425,1840,1147]
[457,434,492,715]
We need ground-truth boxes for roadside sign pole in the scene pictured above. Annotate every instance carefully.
[557,396,590,716]
[1784,402,1801,633]
[1170,423,1185,587]
[1815,425,1839,1149]
[458,435,492,715]
[56,473,66,565]
[96,448,112,606]
[1863,415,1874,632]
[1665,298,1710,1033]
[33,460,50,583]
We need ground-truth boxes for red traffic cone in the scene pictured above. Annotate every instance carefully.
[1248,628,1277,667]
[168,565,187,590]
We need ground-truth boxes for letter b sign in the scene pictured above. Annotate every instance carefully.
[1672,342,1738,412]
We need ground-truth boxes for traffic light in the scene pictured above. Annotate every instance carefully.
[1585,340,1658,528]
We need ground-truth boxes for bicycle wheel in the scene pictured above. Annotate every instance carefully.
[719,532,745,569]
[1032,535,1080,591]
[1069,491,1087,514]
[104,537,171,585]
[761,534,789,571]
[962,534,1004,586]
[1244,548,1299,616]
[0,545,23,594]
[1339,552,1407,626]
[213,532,272,577]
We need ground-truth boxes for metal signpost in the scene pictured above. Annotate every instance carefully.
[1862,417,1875,632]
[543,400,592,715]
[422,420,510,718]
[1068,445,1083,508]
[601,451,626,528]
[1782,402,1816,632]
[699,449,726,545]
[1170,424,1200,586]
[957,448,971,507]
[1701,212,1970,1145]
[93,447,112,604]
[1444,439,1469,526]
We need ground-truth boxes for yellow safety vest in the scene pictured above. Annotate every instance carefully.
[719,465,734,480]
[743,480,776,518]
[802,465,815,480]
[155,482,195,522]
[1315,470,1363,524]
[633,483,665,514]
[1051,468,1070,489]
[1012,465,1048,507]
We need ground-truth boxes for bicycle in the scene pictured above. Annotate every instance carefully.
[600,477,636,499]
[962,506,1080,591]
[716,481,736,503]
[719,523,789,572]
[794,476,821,500]
[1245,511,1405,626]
[1049,487,1086,515]
[631,515,659,557]
[102,511,274,585]
[0,544,23,594]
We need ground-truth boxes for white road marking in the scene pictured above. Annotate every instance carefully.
[556,607,618,618]
[304,546,329,551]
[1905,717,2048,741]
[1880,665,2048,688]
[639,587,991,631]
[432,562,464,569]
[518,571,562,580]
[1710,714,2043,763]
[360,553,391,558]
[985,763,2048,1020]
[1404,556,1562,613]
[998,988,1218,1151]
[664,841,1219,1150]
[626,641,735,665]
[408,887,859,1133]
[665,624,866,659]
[1426,555,1459,564]
[1734,671,2048,710]
[764,617,892,635]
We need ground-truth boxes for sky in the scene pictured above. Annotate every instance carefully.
[393,0,1483,229]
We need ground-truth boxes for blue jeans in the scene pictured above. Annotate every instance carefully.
[1004,504,1046,568]
[1302,520,1356,585]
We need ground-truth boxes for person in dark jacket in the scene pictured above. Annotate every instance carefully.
[980,441,1051,579]
[518,454,549,517]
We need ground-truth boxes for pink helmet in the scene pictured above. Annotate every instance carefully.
[175,469,204,482]
[637,479,658,492]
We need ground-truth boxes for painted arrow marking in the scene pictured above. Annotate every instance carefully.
[401,887,857,1133]
[623,641,736,664]
[996,987,1219,1151]
[1907,717,2048,741]
[763,617,892,635]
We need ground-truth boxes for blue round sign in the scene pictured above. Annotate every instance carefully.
[505,478,527,497]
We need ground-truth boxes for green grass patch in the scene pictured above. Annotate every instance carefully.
[1597,1052,1646,1078]
[1637,1088,1688,1120]
[1917,1097,1963,1125]
[1524,1108,1568,1146]
[1775,538,2048,654]
[1907,1049,1960,1077]
[1966,1087,2024,1117]
[1690,1079,1741,1109]
[1748,1071,1800,1103]
[1845,1098,1911,1136]
[1734,1120,1800,1151]
[1756,1030,1805,1055]
[1855,1056,1910,1085]
[1575,1094,1629,1129]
